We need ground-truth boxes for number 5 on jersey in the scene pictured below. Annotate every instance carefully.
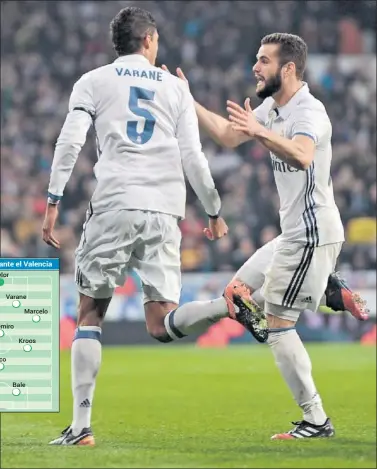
[127,86,156,144]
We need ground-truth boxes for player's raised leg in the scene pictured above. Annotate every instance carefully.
[156,238,274,344]
[157,279,268,343]
[133,212,269,344]
[145,279,268,344]
[248,273,369,323]
[228,239,368,326]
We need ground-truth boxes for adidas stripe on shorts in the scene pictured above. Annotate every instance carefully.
[235,235,342,321]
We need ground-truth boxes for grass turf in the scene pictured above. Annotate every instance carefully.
[1,343,376,468]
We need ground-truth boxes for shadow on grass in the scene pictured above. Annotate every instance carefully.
[2,435,376,464]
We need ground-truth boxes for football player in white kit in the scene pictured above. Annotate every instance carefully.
[43,7,268,446]
[164,33,369,440]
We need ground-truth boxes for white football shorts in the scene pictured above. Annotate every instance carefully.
[235,236,342,321]
[75,208,182,304]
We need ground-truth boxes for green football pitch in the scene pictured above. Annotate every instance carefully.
[1,343,376,468]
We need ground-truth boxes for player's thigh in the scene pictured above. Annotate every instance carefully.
[234,236,279,291]
[75,209,141,299]
[262,241,343,322]
[132,211,182,306]
[305,242,343,310]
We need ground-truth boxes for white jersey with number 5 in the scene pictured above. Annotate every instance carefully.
[48,54,220,219]
[253,84,344,247]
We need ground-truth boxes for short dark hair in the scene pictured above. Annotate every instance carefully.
[261,33,307,79]
[110,7,156,56]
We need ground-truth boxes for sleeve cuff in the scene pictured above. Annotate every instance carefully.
[47,192,62,204]
[292,132,317,144]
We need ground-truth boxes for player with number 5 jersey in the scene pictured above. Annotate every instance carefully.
[44,7,266,446]
[49,40,212,218]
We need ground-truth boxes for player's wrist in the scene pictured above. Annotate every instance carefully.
[207,213,219,220]
[47,198,60,206]
[47,192,61,205]
[253,124,267,139]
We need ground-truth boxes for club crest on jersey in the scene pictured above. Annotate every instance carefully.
[271,155,299,173]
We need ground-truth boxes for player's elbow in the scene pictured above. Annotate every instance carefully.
[297,152,314,170]
[292,138,315,170]
[297,158,312,171]
[55,139,81,157]
[293,145,314,171]
[220,124,242,148]
[223,138,239,149]
[212,129,235,148]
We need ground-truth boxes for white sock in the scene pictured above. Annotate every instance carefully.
[71,326,102,435]
[164,297,228,339]
[267,328,327,425]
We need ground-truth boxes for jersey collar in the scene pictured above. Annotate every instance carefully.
[272,82,310,120]
[114,54,150,65]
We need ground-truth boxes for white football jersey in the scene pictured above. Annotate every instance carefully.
[48,54,221,219]
[254,84,344,246]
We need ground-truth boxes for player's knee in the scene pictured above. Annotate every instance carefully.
[77,294,111,327]
[266,313,296,330]
[146,324,172,343]
[229,276,254,290]
[266,312,297,347]
[265,302,298,329]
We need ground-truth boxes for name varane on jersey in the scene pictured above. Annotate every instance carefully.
[48,54,221,219]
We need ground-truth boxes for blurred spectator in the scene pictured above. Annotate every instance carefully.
[1,0,376,274]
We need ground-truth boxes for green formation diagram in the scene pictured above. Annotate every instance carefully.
[0,258,60,412]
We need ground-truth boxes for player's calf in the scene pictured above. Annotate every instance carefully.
[49,294,111,446]
[70,297,109,435]
[144,300,178,342]
[144,286,269,344]
[266,305,330,437]
[145,298,230,342]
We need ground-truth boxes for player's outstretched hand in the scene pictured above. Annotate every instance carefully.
[161,65,190,88]
[204,217,228,241]
[227,98,263,137]
[42,204,60,249]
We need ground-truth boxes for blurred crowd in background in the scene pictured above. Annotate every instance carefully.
[1,0,376,274]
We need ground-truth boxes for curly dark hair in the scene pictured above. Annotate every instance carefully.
[110,7,157,56]
[261,33,308,79]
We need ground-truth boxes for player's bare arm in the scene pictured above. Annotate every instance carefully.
[255,131,314,171]
[195,99,252,148]
[162,64,251,148]
[227,98,314,170]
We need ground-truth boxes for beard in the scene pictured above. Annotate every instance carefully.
[256,71,282,99]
